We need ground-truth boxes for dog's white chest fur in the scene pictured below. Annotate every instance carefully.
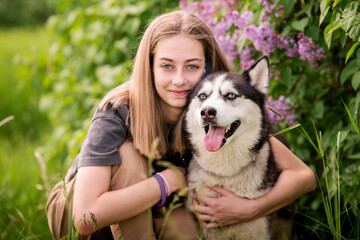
[187,142,271,199]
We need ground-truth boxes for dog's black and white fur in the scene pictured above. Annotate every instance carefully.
[182,56,294,239]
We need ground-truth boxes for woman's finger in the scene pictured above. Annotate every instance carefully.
[202,221,219,229]
[195,213,213,222]
[192,198,212,214]
[209,185,233,196]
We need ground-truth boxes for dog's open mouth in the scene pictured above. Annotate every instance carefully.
[204,120,241,152]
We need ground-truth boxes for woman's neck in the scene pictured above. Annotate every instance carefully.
[159,102,184,125]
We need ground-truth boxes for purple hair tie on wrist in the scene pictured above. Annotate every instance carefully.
[152,173,167,207]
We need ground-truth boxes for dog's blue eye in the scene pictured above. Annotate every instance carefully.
[227,93,236,99]
[198,93,206,100]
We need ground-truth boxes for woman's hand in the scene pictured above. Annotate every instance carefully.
[192,186,262,228]
[160,167,187,194]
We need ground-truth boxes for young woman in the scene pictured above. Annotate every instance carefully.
[46,10,316,240]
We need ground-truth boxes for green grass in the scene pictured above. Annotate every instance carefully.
[0,27,50,140]
[0,27,55,239]
[0,137,53,239]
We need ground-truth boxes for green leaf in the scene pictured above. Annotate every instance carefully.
[279,0,296,15]
[292,17,309,32]
[327,20,342,36]
[325,20,342,49]
[352,71,360,90]
[357,48,360,66]
[332,0,341,9]
[324,24,333,49]
[280,67,292,87]
[237,35,246,56]
[348,23,360,42]
[356,91,360,113]
[346,42,360,63]
[320,0,331,14]
[310,101,325,119]
[306,25,320,41]
[320,0,330,26]
[340,60,359,84]
[348,152,360,159]
[303,3,312,17]
[340,31,347,47]
[342,1,359,18]
[281,24,292,37]
[340,15,356,32]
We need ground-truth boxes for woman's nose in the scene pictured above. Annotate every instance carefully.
[172,70,186,86]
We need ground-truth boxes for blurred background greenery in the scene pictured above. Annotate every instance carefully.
[0,0,359,239]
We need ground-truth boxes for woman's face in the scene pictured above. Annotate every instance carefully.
[153,34,205,120]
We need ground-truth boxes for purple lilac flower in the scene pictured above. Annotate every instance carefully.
[261,0,284,21]
[239,46,254,70]
[234,11,254,29]
[244,22,276,55]
[240,46,253,62]
[277,36,289,49]
[266,96,297,126]
[217,34,238,67]
[297,33,326,67]
[241,59,255,70]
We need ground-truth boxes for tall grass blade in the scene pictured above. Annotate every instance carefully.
[0,115,14,127]
[296,125,322,156]
[267,106,285,119]
[272,123,301,136]
[311,118,324,158]
[296,120,345,239]
[342,98,360,135]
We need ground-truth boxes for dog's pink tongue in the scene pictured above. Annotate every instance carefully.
[204,125,225,152]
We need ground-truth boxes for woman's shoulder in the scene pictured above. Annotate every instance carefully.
[93,101,129,123]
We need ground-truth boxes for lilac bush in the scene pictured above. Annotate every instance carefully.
[266,96,297,126]
[179,0,325,69]
[179,0,314,126]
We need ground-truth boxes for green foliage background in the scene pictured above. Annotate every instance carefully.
[1,0,359,239]
[0,0,55,27]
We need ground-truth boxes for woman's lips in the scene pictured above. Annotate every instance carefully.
[169,90,190,96]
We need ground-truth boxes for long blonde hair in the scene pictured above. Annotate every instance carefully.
[100,11,230,158]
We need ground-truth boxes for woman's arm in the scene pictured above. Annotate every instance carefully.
[192,136,317,228]
[73,166,185,236]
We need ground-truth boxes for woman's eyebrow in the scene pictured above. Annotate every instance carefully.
[185,58,203,62]
[158,57,203,62]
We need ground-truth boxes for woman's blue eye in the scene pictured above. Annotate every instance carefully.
[187,65,198,70]
[162,64,173,69]
[227,93,236,99]
[198,93,206,100]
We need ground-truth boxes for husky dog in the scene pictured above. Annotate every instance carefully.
[183,56,293,239]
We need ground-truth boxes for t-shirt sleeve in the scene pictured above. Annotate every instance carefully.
[65,103,130,182]
[78,104,130,167]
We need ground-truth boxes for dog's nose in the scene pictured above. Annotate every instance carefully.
[201,107,217,121]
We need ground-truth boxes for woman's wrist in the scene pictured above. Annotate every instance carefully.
[152,173,167,206]
[156,172,171,196]
[160,168,182,194]
[251,197,266,219]
[235,196,266,222]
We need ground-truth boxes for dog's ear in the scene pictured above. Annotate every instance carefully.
[248,56,269,94]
